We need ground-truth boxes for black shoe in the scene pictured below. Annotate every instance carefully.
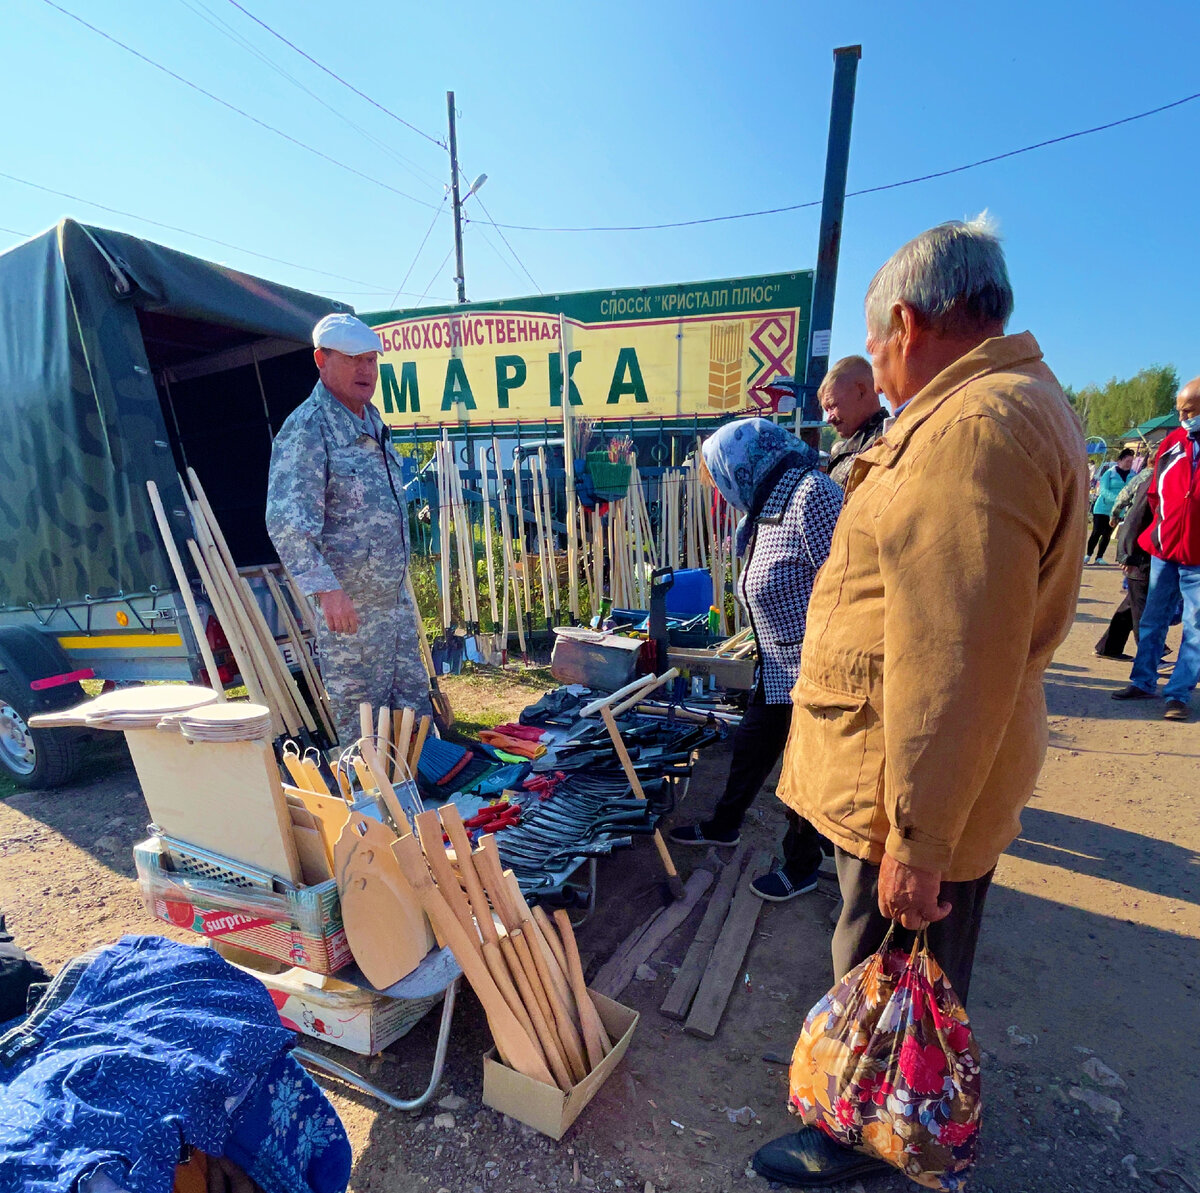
[667,823,740,847]
[1111,684,1156,701]
[751,865,819,902]
[1164,699,1191,721]
[752,1127,892,1187]
[1094,650,1133,661]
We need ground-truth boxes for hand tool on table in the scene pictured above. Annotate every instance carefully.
[593,670,685,899]
[462,802,522,838]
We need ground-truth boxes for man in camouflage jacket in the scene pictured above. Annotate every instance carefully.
[267,314,429,746]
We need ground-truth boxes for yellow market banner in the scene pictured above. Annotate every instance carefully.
[363,271,812,429]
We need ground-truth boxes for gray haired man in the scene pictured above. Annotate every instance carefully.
[266,314,430,746]
[819,354,887,489]
[753,218,1087,1187]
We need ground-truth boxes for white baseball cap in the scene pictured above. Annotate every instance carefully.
[312,313,382,355]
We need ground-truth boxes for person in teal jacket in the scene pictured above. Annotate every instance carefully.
[1087,448,1135,563]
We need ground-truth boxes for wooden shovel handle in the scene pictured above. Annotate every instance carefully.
[553,908,612,1065]
[501,931,573,1092]
[439,805,500,947]
[391,834,553,1087]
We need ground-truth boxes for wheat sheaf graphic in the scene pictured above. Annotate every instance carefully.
[708,322,745,409]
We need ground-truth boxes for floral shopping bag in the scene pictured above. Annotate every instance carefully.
[789,929,981,1190]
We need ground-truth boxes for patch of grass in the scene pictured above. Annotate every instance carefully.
[441,664,554,736]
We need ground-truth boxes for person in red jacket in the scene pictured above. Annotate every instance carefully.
[1112,377,1200,720]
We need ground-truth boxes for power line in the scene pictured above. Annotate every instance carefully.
[390,193,450,306]
[488,88,1200,233]
[175,0,444,191]
[0,225,32,240]
[224,0,446,149]
[40,0,443,211]
[0,167,446,297]
[470,194,541,293]
[416,247,455,306]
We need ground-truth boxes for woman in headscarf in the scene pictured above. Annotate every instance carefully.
[668,418,843,900]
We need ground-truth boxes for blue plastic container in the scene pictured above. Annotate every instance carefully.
[665,568,712,619]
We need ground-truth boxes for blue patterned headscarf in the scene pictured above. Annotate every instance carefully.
[702,418,816,552]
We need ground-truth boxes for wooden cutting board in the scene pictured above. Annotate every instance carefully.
[334,814,436,989]
[124,729,302,883]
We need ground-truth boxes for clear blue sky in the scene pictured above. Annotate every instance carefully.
[3,0,1197,391]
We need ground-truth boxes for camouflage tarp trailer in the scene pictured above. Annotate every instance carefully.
[0,219,350,786]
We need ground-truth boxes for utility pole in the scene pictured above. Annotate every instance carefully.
[799,45,861,427]
[447,90,467,304]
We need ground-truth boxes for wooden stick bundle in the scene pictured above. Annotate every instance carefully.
[390,804,614,1092]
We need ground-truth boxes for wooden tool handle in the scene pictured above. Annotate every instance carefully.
[439,806,500,947]
[299,756,331,796]
[392,834,553,1087]
[473,835,523,933]
[376,706,392,765]
[283,751,314,791]
[482,938,548,1072]
[409,714,431,773]
[395,708,415,775]
[554,908,612,1065]
[521,916,588,1082]
[145,481,227,705]
[599,705,683,896]
[532,905,569,976]
[358,739,411,836]
[501,933,573,1092]
[359,702,374,745]
[578,671,661,718]
[414,810,475,944]
[610,667,680,717]
[527,903,577,1019]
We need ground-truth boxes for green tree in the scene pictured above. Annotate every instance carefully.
[1073,366,1178,443]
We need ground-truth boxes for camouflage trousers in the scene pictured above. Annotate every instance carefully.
[314,585,431,748]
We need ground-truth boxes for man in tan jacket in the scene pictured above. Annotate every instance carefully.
[752,217,1087,1188]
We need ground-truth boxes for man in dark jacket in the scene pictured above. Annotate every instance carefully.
[1094,473,1153,658]
[1112,376,1200,720]
[819,355,887,489]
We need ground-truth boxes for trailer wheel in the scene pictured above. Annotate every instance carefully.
[0,676,81,790]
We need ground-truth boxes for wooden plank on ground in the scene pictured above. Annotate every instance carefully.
[591,869,713,999]
[683,849,772,1040]
[660,843,749,1020]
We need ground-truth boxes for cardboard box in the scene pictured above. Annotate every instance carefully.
[134,837,351,974]
[214,943,441,1056]
[482,992,638,1140]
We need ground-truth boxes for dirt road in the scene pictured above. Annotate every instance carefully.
[1,565,1196,1192]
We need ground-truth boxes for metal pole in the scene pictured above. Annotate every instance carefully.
[799,45,861,427]
[447,90,467,304]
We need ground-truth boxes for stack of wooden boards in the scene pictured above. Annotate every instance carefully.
[393,803,616,1092]
[587,845,772,1040]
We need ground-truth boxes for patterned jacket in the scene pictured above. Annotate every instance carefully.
[739,466,843,702]
[266,382,410,606]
